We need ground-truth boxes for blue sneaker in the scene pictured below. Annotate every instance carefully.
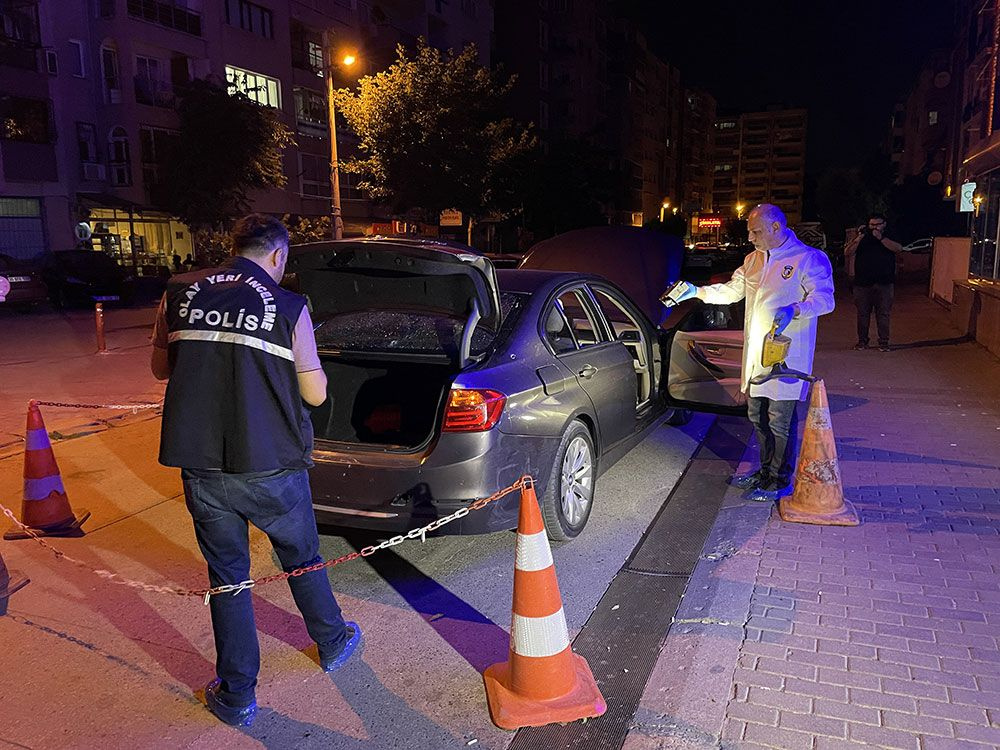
[745,481,793,503]
[729,469,769,490]
[204,679,257,727]
[320,622,362,673]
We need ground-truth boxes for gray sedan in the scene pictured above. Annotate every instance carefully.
[287,238,688,541]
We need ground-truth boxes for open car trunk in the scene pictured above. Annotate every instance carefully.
[285,239,505,450]
[310,354,458,449]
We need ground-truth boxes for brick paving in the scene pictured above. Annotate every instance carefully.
[721,283,1000,749]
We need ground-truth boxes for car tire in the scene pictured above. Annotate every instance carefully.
[540,419,596,542]
[665,407,693,426]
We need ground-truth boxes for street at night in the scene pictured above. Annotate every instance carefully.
[3,1,1000,749]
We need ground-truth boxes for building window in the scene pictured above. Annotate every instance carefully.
[0,96,52,144]
[225,64,281,108]
[340,170,363,200]
[224,0,273,39]
[140,125,179,198]
[293,87,326,136]
[108,126,131,186]
[126,0,202,36]
[77,122,98,163]
[101,46,121,103]
[135,55,172,106]
[68,39,86,76]
[929,110,939,126]
[299,153,330,198]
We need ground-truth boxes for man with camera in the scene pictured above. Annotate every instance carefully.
[843,213,903,351]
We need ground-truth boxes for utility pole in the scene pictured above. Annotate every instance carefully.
[323,29,344,240]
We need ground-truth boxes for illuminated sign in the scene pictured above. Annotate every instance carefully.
[698,218,722,229]
[960,182,977,213]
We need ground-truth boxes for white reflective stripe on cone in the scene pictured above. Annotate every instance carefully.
[24,428,52,451]
[515,529,554,572]
[512,608,570,658]
[24,474,66,498]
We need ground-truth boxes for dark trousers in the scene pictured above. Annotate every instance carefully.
[747,396,799,486]
[182,467,349,707]
[853,283,893,346]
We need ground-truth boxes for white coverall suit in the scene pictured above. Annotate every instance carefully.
[695,233,835,484]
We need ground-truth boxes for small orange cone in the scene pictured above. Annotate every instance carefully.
[483,479,606,730]
[0,547,29,616]
[779,379,859,526]
[3,401,90,541]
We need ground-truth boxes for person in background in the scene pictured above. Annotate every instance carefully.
[843,213,903,351]
[665,204,835,502]
[151,214,360,727]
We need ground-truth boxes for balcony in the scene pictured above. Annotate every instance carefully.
[126,0,202,36]
[134,77,175,107]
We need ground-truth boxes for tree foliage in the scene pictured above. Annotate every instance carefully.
[163,78,294,231]
[333,40,536,221]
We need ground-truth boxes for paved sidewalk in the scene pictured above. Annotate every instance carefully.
[627,282,1000,750]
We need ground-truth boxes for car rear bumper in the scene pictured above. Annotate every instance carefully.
[309,430,558,535]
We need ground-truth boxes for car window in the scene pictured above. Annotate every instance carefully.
[553,289,602,348]
[591,287,642,339]
[679,300,745,332]
[543,305,577,354]
[314,291,523,356]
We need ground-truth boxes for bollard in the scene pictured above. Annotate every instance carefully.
[95,302,107,354]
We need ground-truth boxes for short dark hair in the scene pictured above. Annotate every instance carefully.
[231,214,289,258]
[868,213,887,224]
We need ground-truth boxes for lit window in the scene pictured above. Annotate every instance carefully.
[225,64,281,108]
[929,111,939,126]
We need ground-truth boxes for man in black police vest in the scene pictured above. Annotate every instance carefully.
[151,214,360,727]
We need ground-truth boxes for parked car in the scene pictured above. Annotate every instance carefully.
[287,236,703,542]
[903,237,933,254]
[39,249,136,308]
[0,254,48,308]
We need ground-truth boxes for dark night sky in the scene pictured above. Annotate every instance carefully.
[635,0,958,175]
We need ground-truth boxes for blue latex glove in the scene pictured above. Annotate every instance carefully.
[661,281,697,307]
[773,304,797,334]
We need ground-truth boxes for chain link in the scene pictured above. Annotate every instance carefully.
[0,476,532,604]
[35,400,162,412]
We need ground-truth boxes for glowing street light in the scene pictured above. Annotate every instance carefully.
[735,203,746,219]
[323,34,360,240]
[659,200,671,222]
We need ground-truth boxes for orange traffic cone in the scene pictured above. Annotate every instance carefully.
[3,401,90,541]
[483,479,606,730]
[779,379,859,526]
[0,547,29,616]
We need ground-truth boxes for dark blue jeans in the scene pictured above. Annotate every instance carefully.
[853,283,894,346]
[182,467,349,707]
[746,397,800,486]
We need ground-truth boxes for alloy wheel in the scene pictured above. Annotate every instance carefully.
[560,435,593,526]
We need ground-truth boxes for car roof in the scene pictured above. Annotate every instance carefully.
[496,268,601,294]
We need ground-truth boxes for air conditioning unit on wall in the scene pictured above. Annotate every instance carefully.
[82,162,106,182]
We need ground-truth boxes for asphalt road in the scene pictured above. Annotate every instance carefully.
[0,398,713,749]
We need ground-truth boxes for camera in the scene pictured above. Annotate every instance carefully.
[858,225,868,235]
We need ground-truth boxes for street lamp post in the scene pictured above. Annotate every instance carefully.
[659,200,670,223]
[323,32,356,241]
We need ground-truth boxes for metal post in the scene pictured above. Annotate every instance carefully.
[95,302,107,354]
[324,30,344,241]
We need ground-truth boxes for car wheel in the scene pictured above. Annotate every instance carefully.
[665,407,693,426]
[541,420,596,541]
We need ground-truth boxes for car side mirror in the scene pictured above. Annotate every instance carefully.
[618,330,642,344]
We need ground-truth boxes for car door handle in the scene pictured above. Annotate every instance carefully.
[686,342,726,376]
[578,364,598,379]
[703,346,723,355]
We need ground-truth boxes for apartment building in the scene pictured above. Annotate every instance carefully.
[710,107,807,225]
[0,0,492,266]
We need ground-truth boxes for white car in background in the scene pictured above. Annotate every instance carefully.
[903,237,933,254]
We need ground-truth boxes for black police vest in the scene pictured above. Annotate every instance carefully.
[158,255,314,472]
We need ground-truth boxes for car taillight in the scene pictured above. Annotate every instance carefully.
[442,388,506,432]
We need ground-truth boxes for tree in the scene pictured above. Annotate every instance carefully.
[333,40,536,231]
[163,78,294,232]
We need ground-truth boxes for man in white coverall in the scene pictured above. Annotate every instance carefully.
[669,204,835,501]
